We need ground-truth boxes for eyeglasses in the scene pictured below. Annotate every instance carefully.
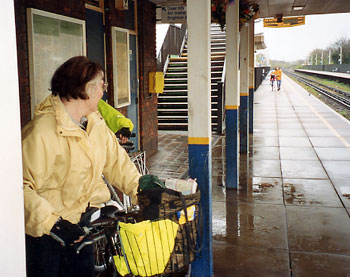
[102,81,108,92]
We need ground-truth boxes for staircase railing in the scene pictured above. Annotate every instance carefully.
[216,57,226,135]
[157,24,187,72]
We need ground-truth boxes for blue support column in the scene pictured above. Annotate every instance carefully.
[188,141,212,276]
[225,107,239,188]
[240,95,249,153]
[249,87,254,134]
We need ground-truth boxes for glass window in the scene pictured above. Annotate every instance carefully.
[112,27,131,107]
[27,9,86,116]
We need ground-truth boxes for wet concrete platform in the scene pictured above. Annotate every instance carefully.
[147,75,350,276]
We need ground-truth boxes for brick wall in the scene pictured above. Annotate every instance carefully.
[14,0,85,127]
[14,0,158,156]
[137,0,158,156]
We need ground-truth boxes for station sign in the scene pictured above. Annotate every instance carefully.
[161,5,187,24]
[263,16,305,28]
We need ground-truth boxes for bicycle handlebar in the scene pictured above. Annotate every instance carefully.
[75,206,139,254]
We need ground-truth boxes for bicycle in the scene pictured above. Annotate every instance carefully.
[76,205,140,276]
[77,190,200,277]
[270,74,276,91]
[113,136,148,212]
[118,133,149,176]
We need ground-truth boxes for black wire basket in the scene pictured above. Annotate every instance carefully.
[115,188,201,276]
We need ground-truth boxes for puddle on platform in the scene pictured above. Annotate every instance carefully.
[339,186,350,199]
[284,183,305,204]
[252,183,274,193]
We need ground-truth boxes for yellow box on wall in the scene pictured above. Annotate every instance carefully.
[149,72,164,93]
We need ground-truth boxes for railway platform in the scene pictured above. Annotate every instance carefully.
[295,68,350,86]
[295,68,350,79]
[147,74,350,275]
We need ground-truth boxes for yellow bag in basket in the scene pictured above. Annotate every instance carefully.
[114,219,179,276]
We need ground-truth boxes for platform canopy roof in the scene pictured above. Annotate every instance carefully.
[149,0,350,18]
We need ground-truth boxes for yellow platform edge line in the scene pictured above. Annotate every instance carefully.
[188,137,210,145]
[225,105,238,110]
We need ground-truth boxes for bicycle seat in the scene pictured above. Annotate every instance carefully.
[79,207,99,227]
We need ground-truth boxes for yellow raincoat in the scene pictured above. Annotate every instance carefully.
[114,219,179,276]
[22,95,141,237]
[98,100,134,134]
[272,69,282,81]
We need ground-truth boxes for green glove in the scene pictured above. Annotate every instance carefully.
[138,174,165,192]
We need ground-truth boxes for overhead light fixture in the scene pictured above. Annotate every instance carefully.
[292,6,304,11]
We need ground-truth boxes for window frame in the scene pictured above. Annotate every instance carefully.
[111,26,131,108]
[27,8,86,116]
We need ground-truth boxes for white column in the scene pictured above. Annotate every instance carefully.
[0,0,26,276]
[225,0,240,188]
[187,0,211,140]
[187,0,213,275]
[240,25,249,97]
[226,0,240,108]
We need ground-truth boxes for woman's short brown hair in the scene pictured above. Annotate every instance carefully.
[51,56,104,100]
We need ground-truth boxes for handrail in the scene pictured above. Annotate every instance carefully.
[179,27,188,57]
[156,24,187,71]
[216,57,226,135]
[221,56,226,83]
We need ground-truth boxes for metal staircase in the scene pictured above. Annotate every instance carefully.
[157,24,226,131]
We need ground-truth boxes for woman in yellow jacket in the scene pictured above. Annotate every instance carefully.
[272,67,282,90]
[22,56,141,277]
[97,99,134,144]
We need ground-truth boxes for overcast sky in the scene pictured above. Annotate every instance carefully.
[255,13,350,62]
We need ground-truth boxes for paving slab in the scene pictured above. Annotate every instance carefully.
[280,147,318,160]
[283,179,342,207]
[281,160,328,179]
[213,243,290,277]
[290,252,350,276]
[212,201,288,249]
[286,206,350,254]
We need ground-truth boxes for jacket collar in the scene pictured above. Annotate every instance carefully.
[48,95,103,137]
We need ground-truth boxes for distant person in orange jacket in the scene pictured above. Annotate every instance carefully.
[272,67,282,90]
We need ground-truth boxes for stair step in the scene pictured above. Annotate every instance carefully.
[165,72,223,77]
[164,78,188,81]
[158,114,218,119]
[158,24,226,132]
[158,102,220,105]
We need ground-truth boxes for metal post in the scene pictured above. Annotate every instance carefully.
[248,21,254,134]
[217,81,224,135]
[239,24,249,154]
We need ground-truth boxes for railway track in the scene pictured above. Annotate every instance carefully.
[287,71,350,109]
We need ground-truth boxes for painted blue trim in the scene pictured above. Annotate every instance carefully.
[240,95,249,153]
[188,144,213,276]
[225,109,238,188]
[249,88,254,134]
